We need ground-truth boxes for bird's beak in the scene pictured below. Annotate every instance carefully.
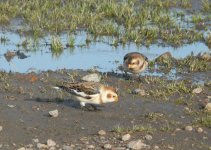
[115,96,119,102]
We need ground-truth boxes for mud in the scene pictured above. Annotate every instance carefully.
[0,70,210,149]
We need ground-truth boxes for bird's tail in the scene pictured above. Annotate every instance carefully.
[53,83,65,90]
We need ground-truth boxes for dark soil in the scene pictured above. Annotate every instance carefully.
[0,69,210,149]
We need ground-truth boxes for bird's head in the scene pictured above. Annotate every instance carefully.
[100,86,118,103]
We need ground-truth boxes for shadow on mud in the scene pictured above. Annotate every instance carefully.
[26,97,104,111]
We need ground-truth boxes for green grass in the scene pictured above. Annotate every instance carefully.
[177,53,210,72]
[0,0,209,46]
[198,114,211,128]
[113,124,154,134]
[202,0,211,12]
[0,36,9,44]
[50,36,63,56]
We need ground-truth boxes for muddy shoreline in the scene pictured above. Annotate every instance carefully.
[0,69,210,149]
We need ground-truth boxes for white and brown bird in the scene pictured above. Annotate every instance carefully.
[123,52,148,74]
[57,81,118,111]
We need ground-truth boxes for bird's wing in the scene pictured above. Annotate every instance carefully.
[123,53,130,61]
[58,82,101,99]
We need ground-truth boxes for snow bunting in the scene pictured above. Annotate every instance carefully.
[57,82,118,111]
[123,52,148,74]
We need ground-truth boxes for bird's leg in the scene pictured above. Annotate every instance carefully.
[80,102,89,111]
[90,104,101,111]
[80,102,99,111]
[124,71,130,80]
[130,73,139,82]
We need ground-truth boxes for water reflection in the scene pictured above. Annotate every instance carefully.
[0,31,210,74]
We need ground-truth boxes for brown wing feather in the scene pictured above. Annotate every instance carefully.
[57,82,101,95]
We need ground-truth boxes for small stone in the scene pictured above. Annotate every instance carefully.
[132,89,146,96]
[82,73,101,82]
[192,87,202,94]
[155,52,173,65]
[122,134,131,141]
[37,143,48,149]
[111,147,125,150]
[145,134,152,141]
[62,145,74,150]
[205,103,211,112]
[199,99,209,109]
[184,106,190,111]
[197,52,211,61]
[185,126,193,131]
[175,128,181,132]
[86,145,95,149]
[49,109,59,117]
[47,139,56,147]
[8,104,15,108]
[197,127,203,133]
[154,145,160,149]
[17,147,25,150]
[26,148,33,150]
[26,144,33,148]
[0,126,3,132]
[32,138,39,143]
[49,147,56,150]
[98,130,106,136]
[168,145,174,149]
[104,144,112,149]
[127,140,149,150]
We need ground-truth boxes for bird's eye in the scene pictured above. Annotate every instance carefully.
[113,95,116,98]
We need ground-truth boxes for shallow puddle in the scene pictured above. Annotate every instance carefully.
[0,31,210,75]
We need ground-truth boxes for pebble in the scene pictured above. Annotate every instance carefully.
[185,126,193,131]
[192,87,202,94]
[104,144,112,149]
[0,126,3,132]
[17,147,25,150]
[197,127,203,133]
[82,73,101,82]
[132,89,146,96]
[154,145,160,149]
[98,130,106,136]
[205,103,211,112]
[197,52,211,61]
[145,134,152,141]
[168,145,174,149]
[49,109,59,117]
[49,147,56,150]
[32,138,39,143]
[47,139,56,147]
[127,140,149,150]
[156,52,173,62]
[37,143,48,149]
[122,134,131,141]
[112,147,126,150]
[62,145,72,150]
[86,145,95,149]
[62,145,74,150]
[8,104,15,108]
[26,144,33,148]
[175,128,181,132]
